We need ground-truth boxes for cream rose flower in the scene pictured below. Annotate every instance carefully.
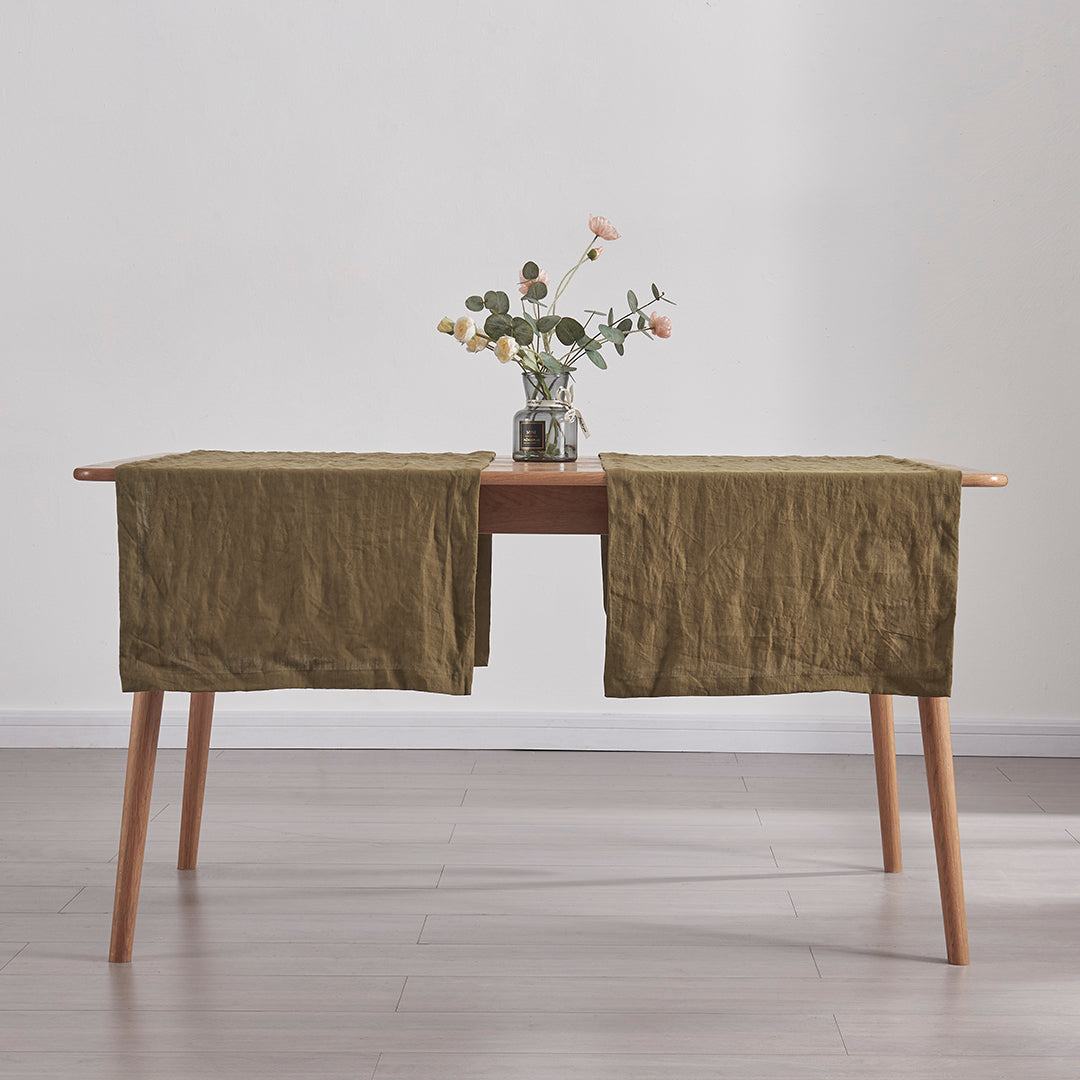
[466,333,489,353]
[453,316,476,343]
[494,336,519,364]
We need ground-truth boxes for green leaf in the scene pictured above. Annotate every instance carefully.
[608,307,614,326]
[617,318,633,333]
[537,315,559,333]
[598,324,625,346]
[614,342,624,357]
[637,314,646,329]
[587,349,608,369]
[465,295,485,312]
[651,282,661,300]
[484,312,513,339]
[539,351,563,372]
[555,316,586,346]
[525,281,548,302]
[627,290,638,312]
[522,261,539,281]
[488,290,510,314]
[520,311,538,332]
[519,350,540,372]
[511,317,534,346]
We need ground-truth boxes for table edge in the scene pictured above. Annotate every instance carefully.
[72,454,1009,488]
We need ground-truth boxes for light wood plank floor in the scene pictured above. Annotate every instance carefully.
[2,747,1080,1079]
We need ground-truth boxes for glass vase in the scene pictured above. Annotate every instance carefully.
[512,371,578,463]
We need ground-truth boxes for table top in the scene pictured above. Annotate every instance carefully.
[73,455,1009,488]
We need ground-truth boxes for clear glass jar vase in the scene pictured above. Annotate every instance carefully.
[512,371,578,462]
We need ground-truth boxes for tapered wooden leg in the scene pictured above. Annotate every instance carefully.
[918,696,970,966]
[109,690,164,963]
[178,691,215,871]
[869,694,902,873]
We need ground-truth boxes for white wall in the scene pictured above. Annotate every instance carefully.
[2,1,1076,749]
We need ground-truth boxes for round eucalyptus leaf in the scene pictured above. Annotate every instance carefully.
[651,282,661,300]
[492,290,511,314]
[537,315,559,333]
[525,281,548,302]
[522,261,539,281]
[555,316,586,346]
[512,317,534,346]
[465,295,485,312]
[484,312,513,339]
[617,318,633,333]
[627,290,638,312]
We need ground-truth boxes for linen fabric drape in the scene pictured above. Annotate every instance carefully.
[116,450,495,694]
[600,454,962,698]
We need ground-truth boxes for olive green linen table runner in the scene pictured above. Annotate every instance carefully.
[116,451,495,694]
[599,454,962,698]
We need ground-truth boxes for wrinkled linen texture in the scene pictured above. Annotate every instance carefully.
[116,450,495,694]
[600,455,962,698]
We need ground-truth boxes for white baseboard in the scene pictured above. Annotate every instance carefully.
[1,710,1078,756]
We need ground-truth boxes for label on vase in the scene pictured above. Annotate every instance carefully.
[519,420,545,450]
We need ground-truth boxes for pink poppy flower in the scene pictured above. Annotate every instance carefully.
[588,215,620,241]
[518,267,549,295]
[649,312,672,338]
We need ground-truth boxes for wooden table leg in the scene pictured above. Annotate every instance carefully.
[178,692,215,871]
[109,690,164,963]
[918,696,970,966]
[869,694,902,873]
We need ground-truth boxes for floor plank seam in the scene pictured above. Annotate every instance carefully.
[394,977,408,1013]
[808,944,822,978]
[833,1013,850,1055]
[57,886,85,914]
[0,943,28,974]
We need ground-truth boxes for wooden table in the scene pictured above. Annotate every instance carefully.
[75,454,1008,966]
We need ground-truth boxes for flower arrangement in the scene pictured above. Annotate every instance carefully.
[437,214,675,392]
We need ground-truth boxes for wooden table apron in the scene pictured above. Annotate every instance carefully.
[74,455,1009,966]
